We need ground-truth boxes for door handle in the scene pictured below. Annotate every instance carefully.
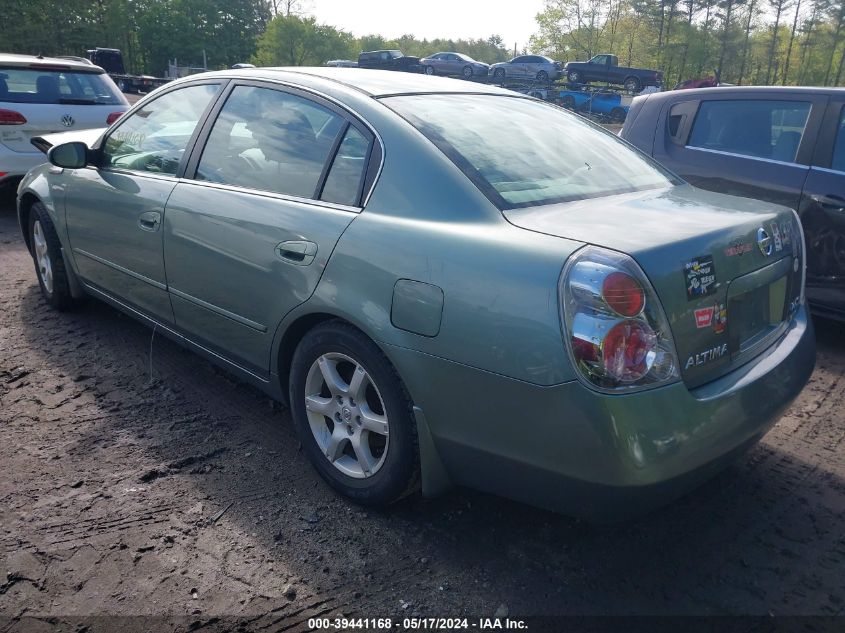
[276,240,317,266]
[138,211,161,232]
[810,194,845,211]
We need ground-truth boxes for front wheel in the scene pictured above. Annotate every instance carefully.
[424,65,435,75]
[289,321,419,505]
[536,70,549,82]
[28,202,76,310]
[610,107,627,123]
[462,65,474,79]
[567,70,581,84]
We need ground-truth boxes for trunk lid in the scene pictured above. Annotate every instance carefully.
[504,184,803,387]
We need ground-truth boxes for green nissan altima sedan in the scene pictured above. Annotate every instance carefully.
[17,68,815,519]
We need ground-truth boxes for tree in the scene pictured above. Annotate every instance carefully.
[253,14,355,66]
[765,0,792,83]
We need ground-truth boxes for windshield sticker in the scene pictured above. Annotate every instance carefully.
[684,255,717,300]
[685,343,728,370]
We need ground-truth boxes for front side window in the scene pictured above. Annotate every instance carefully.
[102,83,219,175]
[0,67,124,105]
[832,106,845,173]
[196,85,352,200]
[688,99,811,163]
[386,94,676,209]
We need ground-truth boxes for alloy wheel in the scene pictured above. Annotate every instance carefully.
[32,220,53,294]
[304,352,389,479]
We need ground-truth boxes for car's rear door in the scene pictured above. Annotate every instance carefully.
[163,81,379,375]
[799,97,845,317]
[653,92,827,209]
[64,80,223,322]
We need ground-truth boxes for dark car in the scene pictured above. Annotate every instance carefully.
[357,50,421,73]
[620,86,845,320]
[564,54,663,93]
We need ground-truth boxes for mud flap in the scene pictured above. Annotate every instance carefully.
[413,406,453,497]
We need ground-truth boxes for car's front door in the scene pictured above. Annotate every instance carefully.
[800,98,845,317]
[163,82,377,375]
[64,81,223,322]
[654,94,827,209]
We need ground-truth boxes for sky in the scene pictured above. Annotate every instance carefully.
[307,0,547,52]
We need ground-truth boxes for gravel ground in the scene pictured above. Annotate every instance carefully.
[1,192,844,631]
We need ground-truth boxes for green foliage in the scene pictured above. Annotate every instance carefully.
[253,15,356,65]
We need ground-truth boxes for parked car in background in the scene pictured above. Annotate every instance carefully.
[557,89,628,122]
[17,68,815,520]
[325,60,358,68]
[0,53,128,193]
[419,52,488,78]
[357,50,421,73]
[564,54,663,93]
[620,86,845,320]
[85,47,170,93]
[489,55,562,82]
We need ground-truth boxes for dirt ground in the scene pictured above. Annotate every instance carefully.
[1,192,844,632]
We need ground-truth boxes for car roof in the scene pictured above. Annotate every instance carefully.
[0,52,104,74]
[194,67,514,98]
[645,85,845,101]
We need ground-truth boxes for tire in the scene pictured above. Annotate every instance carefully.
[493,68,505,81]
[610,106,626,123]
[462,65,473,79]
[289,321,419,505]
[28,202,75,310]
[567,70,581,84]
[117,79,127,92]
[624,76,641,93]
[536,70,549,82]
[562,95,576,110]
[424,65,435,75]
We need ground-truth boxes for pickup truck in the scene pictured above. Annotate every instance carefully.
[563,54,662,93]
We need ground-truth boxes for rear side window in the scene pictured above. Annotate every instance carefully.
[0,67,125,105]
[321,126,370,206]
[688,99,811,163]
[196,85,350,200]
[832,107,845,173]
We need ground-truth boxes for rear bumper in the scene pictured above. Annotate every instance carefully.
[386,307,815,520]
[0,145,46,183]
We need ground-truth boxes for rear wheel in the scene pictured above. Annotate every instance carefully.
[424,65,435,75]
[624,76,641,93]
[289,321,419,505]
[28,202,75,310]
[610,106,626,123]
[493,68,505,81]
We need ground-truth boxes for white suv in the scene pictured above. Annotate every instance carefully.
[0,53,129,190]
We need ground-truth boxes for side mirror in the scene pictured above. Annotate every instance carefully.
[48,142,88,169]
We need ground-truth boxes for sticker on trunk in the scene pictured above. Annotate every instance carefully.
[684,255,717,300]
[694,306,714,328]
[713,302,727,334]
[771,223,783,252]
[724,240,752,257]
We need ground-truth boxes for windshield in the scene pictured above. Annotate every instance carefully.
[385,94,677,209]
[0,67,126,105]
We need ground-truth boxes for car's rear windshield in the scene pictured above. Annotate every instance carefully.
[384,94,677,209]
[0,67,125,105]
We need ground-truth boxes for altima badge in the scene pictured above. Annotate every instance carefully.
[757,227,772,256]
[61,115,75,128]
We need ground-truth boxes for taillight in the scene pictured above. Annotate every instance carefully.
[561,246,679,392]
[0,109,27,125]
[106,112,124,125]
